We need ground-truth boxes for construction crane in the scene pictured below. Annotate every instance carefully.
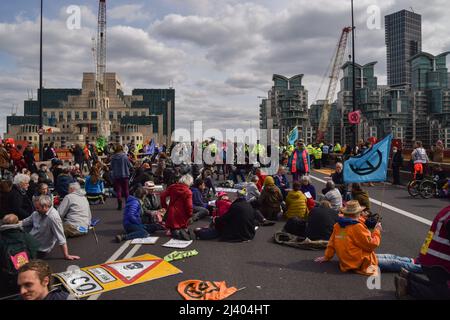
[316,27,352,143]
[94,0,109,138]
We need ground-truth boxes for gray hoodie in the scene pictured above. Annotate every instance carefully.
[58,190,92,230]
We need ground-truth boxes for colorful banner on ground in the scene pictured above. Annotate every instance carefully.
[178,280,238,300]
[343,134,393,183]
[164,250,199,262]
[287,127,298,146]
[53,254,182,298]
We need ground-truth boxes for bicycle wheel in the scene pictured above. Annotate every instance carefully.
[419,180,436,199]
[407,180,419,197]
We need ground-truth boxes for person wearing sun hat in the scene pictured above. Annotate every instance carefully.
[314,200,382,276]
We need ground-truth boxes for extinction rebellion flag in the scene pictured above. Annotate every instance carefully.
[343,134,393,183]
[288,127,298,146]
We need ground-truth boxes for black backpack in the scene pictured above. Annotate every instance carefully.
[1,235,31,277]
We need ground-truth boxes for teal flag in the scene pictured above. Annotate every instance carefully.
[343,134,393,183]
[288,127,298,146]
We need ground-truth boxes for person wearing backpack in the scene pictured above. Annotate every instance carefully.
[0,214,40,297]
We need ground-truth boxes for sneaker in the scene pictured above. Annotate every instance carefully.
[115,234,124,243]
[394,275,408,299]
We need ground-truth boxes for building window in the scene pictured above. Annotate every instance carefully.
[133,112,138,116]
[109,112,114,120]
[125,112,130,117]
[141,112,146,116]
[75,112,80,120]
[83,112,88,120]
[117,112,122,119]
[67,112,72,121]
[91,112,98,120]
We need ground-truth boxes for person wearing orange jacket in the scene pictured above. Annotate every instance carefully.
[315,200,382,276]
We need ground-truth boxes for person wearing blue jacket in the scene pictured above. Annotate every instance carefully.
[273,166,290,200]
[84,167,105,203]
[115,187,159,242]
[190,178,211,222]
[55,168,75,198]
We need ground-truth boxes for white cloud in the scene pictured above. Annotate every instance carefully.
[109,4,151,23]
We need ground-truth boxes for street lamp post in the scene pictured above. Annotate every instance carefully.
[351,0,357,151]
[38,0,44,161]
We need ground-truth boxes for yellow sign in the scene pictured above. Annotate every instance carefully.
[53,254,182,298]
[420,231,434,255]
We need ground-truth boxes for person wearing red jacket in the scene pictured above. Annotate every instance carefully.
[255,168,266,192]
[394,205,450,299]
[160,174,194,240]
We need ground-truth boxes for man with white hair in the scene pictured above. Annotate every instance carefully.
[58,182,92,238]
[20,195,80,260]
[322,181,343,211]
[6,173,34,220]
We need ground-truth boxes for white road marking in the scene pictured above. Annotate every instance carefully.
[124,244,142,259]
[309,175,433,226]
[87,240,132,300]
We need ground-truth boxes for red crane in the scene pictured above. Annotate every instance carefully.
[316,27,352,143]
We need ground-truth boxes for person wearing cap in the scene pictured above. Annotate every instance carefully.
[287,140,310,183]
[214,192,232,218]
[141,181,166,226]
[315,200,382,276]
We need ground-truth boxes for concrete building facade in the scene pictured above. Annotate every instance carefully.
[4,73,174,148]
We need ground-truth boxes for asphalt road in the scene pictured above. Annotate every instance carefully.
[42,170,448,300]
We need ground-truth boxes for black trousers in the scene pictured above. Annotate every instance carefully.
[392,165,401,185]
[407,266,450,300]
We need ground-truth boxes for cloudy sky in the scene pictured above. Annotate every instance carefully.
[0,0,449,138]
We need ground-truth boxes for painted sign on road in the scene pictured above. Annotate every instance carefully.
[54,254,182,298]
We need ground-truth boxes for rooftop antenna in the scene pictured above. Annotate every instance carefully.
[410,7,415,13]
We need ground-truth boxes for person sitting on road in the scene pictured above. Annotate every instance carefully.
[351,183,371,211]
[315,200,382,276]
[0,180,13,220]
[141,181,165,225]
[214,192,232,218]
[273,166,290,200]
[20,195,80,261]
[194,190,258,242]
[190,178,211,222]
[33,183,55,208]
[305,200,339,241]
[329,162,347,196]
[255,168,267,192]
[321,181,343,211]
[245,175,261,202]
[5,173,34,220]
[17,260,71,300]
[160,174,195,241]
[55,167,75,199]
[393,205,450,300]
[259,176,283,221]
[58,182,91,238]
[84,166,105,204]
[285,181,309,220]
[37,164,53,187]
[0,214,40,297]
[130,163,154,193]
[115,187,161,243]
[300,175,316,200]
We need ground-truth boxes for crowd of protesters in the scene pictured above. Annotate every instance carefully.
[0,136,448,300]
